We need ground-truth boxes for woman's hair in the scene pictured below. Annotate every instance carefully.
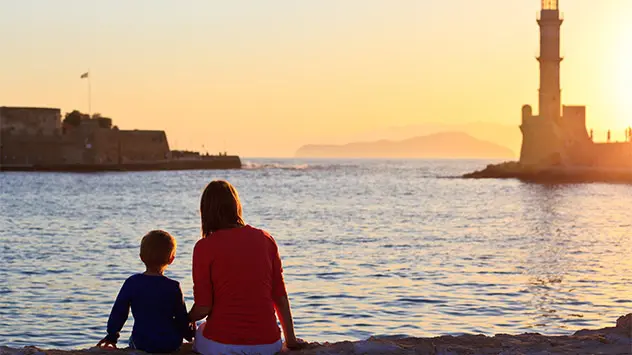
[200,180,245,236]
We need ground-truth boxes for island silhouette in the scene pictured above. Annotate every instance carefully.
[296,131,514,159]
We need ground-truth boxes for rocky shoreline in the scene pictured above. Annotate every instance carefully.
[463,161,632,183]
[1,314,629,355]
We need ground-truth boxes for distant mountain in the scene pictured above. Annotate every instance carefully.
[339,122,522,155]
[295,132,515,158]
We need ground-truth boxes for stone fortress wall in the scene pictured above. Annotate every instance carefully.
[590,142,632,168]
[118,130,170,163]
[0,107,61,135]
[0,106,171,166]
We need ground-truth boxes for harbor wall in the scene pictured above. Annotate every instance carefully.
[591,142,632,168]
[0,106,238,170]
[0,156,242,172]
[61,129,171,164]
[1,133,65,165]
[0,107,61,136]
[88,129,120,164]
[118,130,170,162]
[2,129,173,166]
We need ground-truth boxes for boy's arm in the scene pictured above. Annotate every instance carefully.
[104,279,132,344]
[174,284,195,342]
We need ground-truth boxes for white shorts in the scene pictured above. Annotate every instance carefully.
[192,321,283,355]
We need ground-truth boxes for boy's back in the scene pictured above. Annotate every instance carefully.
[106,274,190,353]
[98,230,192,353]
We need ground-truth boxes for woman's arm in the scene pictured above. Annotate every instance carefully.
[273,294,301,348]
[191,240,214,322]
[188,303,212,322]
[270,240,305,349]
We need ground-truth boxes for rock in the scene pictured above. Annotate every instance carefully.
[352,341,400,354]
[0,347,47,355]
[2,314,631,355]
[616,313,631,333]
[463,162,632,183]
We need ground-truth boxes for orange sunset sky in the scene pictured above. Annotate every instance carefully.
[1,0,631,157]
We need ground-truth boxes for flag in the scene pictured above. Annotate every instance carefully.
[80,72,89,79]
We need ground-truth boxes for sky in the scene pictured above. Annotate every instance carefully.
[1,0,632,157]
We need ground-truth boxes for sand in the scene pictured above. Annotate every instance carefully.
[1,314,629,355]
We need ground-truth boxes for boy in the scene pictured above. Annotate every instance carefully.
[97,230,194,353]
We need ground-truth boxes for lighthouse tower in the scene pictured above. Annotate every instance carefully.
[537,0,563,121]
[519,0,570,165]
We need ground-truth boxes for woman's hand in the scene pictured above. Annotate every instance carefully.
[285,337,308,350]
[96,338,117,350]
[188,303,212,322]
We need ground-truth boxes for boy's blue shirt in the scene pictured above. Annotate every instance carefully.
[104,273,193,353]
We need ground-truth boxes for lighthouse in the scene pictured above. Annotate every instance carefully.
[485,0,632,172]
[537,0,563,121]
[519,0,586,166]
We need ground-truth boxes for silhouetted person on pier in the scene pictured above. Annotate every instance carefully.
[607,130,611,142]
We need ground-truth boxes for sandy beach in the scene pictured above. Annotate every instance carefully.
[2,314,629,355]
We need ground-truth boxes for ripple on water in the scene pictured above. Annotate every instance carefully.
[1,159,632,348]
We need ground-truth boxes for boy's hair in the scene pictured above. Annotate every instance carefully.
[140,230,176,269]
[200,180,245,236]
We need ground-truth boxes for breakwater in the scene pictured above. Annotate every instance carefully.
[463,161,632,183]
[0,156,242,172]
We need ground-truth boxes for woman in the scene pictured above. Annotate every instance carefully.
[188,180,304,355]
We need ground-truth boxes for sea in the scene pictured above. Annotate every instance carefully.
[1,158,630,349]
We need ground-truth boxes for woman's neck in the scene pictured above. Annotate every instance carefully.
[208,223,246,236]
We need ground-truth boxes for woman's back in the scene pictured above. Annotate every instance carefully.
[192,225,287,345]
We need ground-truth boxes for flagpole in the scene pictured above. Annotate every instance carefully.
[88,70,91,117]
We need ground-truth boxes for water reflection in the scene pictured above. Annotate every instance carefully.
[1,160,631,348]
[516,183,624,333]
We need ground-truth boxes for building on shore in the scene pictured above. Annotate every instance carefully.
[0,107,241,170]
[0,107,170,166]
[520,0,632,168]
